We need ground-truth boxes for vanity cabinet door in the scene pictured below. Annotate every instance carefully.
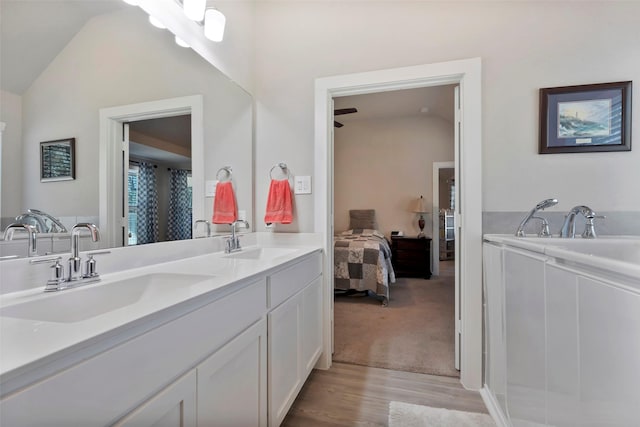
[196,318,267,427]
[113,370,196,427]
[301,276,323,374]
[268,292,303,427]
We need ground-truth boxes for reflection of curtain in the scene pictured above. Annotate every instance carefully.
[167,169,192,241]
[136,162,159,244]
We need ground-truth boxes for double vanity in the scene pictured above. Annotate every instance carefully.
[0,233,324,426]
[483,235,640,426]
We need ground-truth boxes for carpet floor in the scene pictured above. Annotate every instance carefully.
[333,261,458,377]
[388,401,496,427]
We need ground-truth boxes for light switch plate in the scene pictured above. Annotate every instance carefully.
[294,175,312,194]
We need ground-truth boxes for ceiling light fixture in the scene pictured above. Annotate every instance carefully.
[149,15,166,29]
[204,8,226,42]
[175,36,190,48]
[183,0,206,21]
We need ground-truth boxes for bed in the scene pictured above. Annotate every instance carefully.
[333,210,396,306]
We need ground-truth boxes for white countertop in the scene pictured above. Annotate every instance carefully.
[0,233,322,395]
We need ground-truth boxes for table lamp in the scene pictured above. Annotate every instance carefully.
[413,195,430,238]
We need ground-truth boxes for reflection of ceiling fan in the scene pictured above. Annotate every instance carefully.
[334,107,358,128]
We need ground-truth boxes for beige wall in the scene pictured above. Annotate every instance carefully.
[334,115,454,237]
[253,1,640,232]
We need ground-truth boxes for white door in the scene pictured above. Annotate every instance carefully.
[197,318,268,427]
[454,85,461,371]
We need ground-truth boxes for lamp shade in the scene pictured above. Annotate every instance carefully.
[204,8,226,42]
[184,0,206,21]
[413,195,429,214]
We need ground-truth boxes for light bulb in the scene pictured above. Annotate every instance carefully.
[148,15,166,29]
[175,36,190,48]
[183,0,206,21]
[204,8,226,42]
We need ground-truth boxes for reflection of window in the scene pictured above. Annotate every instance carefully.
[128,165,139,245]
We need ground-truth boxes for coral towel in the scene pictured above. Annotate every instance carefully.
[264,179,293,224]
[212,181,238,224]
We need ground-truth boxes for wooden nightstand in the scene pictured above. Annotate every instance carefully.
[390,236,432,279]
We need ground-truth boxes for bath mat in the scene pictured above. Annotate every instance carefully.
[389,401,496,427]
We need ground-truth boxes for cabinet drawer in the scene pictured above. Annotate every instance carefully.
[396,250,427,263]
[394,239,428,250]
[269,252,321,308]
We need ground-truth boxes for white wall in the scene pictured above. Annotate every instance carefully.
[18,7,252,225]
[334,115,454,236]
[0,90,22,222]
[253,1,640,232]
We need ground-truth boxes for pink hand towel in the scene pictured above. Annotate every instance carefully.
[264,179,293,224]
[212,181,238,224]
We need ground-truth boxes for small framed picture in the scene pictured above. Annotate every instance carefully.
[539,81,632,154]
[40,138,75,182]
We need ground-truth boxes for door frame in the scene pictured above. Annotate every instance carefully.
[314,58,482,390]
[99,95,204,248]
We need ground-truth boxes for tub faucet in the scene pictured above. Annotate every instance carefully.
[559,206,605,238]
[226,220,249,253]
[3,223,38,256]
[515,198,558,237]
[68,223,100,281]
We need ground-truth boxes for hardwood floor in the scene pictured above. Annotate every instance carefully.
[282,362,488,426]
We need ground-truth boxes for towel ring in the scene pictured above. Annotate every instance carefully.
[269,162,291,180]
[216,166,233,182]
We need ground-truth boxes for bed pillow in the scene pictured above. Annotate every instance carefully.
[349,209,378,230]
[341,229,385,239]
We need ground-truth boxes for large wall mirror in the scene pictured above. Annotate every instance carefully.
[0,0,253,256]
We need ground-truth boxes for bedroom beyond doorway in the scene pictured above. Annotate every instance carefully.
[333,260,458,377]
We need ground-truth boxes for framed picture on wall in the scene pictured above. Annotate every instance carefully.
[539,81,632,154]
[40,138,75,182]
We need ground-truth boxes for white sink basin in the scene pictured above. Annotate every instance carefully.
[0,273,212,323]
[224,247,297,260]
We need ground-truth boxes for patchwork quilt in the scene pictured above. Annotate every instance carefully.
[334,229,396,304]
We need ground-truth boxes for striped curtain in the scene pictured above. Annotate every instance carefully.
[136,162,159,244]
[167,169,192,241]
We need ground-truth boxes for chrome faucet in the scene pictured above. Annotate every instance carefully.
[225,220,249,253]
[559,206,605,238]
[3,223,38,256]
[29,223,106,292]
[15,209,67,233]
[68,223,100,281]
[515,198,558,237]
[194,220,212,238]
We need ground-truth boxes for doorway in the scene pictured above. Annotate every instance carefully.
[99,95,204,249]
[314,58,482,390]
[331,86,458,377]
[125,114,193,245]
